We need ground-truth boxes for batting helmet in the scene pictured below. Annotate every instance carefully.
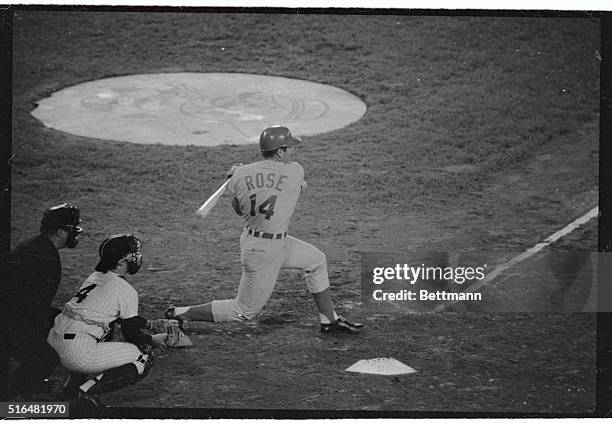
[95,234,143,275]
[40,203,83,248]
[259,126,301,152]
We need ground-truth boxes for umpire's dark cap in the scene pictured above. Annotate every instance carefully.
[40,203,82,234]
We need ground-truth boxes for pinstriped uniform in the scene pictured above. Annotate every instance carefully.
[210,160,331,322]
[47,271,143,374]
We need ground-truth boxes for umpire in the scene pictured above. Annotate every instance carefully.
[5,203,83,399]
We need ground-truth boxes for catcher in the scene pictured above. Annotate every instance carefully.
[47,233,190,406]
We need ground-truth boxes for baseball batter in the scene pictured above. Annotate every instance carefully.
[167,126,362,334]
[47,234,172,403]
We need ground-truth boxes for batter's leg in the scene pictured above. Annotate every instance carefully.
[282,236,337,323]
[208,242,284,322]
[175,303,214,322]
[282,236,363,333]
[311,287,337,323]
[170,234,285,323]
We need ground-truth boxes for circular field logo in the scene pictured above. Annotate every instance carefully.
[31,73,367,146]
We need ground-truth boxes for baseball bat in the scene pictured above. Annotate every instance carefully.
[195,179,230,218]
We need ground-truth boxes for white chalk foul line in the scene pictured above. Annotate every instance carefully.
[433,205,599,312]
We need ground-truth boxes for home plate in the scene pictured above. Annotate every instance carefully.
[346,358,417,375]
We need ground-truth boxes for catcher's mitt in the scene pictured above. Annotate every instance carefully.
[165,327,193,348]
[148,318,181,333]
[148,318,193,348]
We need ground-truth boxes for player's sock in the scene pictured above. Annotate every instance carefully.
[133,359,146,375]
[319,311,339,324]
[174,306,190,316]
[79,373,103,393]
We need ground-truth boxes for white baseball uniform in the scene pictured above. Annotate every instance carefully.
[47,271,144,374]
[211,159,330,322]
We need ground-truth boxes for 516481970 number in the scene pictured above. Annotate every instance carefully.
[1,402,68,417]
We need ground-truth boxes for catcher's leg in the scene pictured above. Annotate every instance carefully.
[61,372,88,399]
[61,342,153,398]
[51,331,147,375]
[79,354,152,396]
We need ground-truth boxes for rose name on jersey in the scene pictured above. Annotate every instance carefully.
[245,172,287,192]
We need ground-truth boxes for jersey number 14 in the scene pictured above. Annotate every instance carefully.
[249,194,277,219]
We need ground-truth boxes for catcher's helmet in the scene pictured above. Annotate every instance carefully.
[95,234,143,275]
[259,126,301,152]
[40,203,83,248]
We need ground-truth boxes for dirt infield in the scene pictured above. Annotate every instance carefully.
[9,10,600,416]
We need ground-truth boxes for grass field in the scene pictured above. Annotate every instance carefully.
[9,9,600,416]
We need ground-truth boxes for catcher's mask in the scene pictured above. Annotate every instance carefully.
[259,126,301,152]
[95,234,143,275]
[40,203,83,249]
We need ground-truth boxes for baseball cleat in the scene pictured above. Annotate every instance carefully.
[320,316,363,334]
[164,305,185,331]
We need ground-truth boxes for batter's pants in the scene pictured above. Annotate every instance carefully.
[212,232,330,322]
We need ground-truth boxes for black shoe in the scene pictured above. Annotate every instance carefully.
[77,390,106,408]
[60,373,87,400]
[164,306,186,331]
[41,378,57,394]
[320,316,363,334]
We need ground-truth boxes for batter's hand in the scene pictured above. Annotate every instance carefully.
[226,162,244,179]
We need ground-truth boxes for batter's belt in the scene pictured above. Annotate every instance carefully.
[246,227,287,240]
